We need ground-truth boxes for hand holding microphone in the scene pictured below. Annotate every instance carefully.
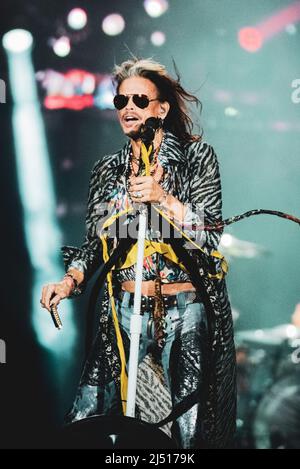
[40,274,78,329]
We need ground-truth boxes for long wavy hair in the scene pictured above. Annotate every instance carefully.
[112,57,202,143]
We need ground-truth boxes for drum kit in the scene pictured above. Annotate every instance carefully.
[235,324,300,449]
[220,234,300,449]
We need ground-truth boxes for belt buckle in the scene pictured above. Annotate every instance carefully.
[163,294,177,309]
[140,295,147,314]
[127,294,155,314]
[140,295,155,314]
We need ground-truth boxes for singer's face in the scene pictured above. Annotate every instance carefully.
[116,76,167,139]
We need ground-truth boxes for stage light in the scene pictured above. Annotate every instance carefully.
[144,0,169,18]
[224,107,239,117]
[94,76,115,110]
[150,31,166,46]
[286,23,297,34]
[102,13,125,36]
[238,27,263,52]
[53,36,71,57]
[2,29,33,54]
[4,32,76,354]
[67,8,87,30]
[286,325,299,339]
[65,69,96,94]
[81,75,95,94]
[256,2,300,42]
[221,233,233,248]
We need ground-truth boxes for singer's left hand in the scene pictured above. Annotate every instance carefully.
[129,176,165,203]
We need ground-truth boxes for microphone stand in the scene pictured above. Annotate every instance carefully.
[125,202,147,417]
[125,127,156,418]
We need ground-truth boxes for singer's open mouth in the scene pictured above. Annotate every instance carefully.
[124,116,139,122]
[123,119,140,127]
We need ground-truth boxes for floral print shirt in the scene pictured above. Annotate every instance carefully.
[108,152,192,284]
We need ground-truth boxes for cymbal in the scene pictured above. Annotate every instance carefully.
[236,324,300,346]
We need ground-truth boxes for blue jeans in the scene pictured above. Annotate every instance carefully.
[118,291,207,387]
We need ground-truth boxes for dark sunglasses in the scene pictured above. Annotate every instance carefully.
[113,94,159,110]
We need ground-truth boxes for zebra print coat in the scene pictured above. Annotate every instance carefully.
[61,131,236,449]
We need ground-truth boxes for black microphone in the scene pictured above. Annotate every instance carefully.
[139,117,162,145]
[50,304,63,330]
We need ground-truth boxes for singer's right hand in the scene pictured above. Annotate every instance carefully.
[40,278,74,312]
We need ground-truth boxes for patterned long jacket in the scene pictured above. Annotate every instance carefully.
[61,131,236,449]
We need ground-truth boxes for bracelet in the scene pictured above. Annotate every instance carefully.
[158,189,168,206]
[63,272,79,290]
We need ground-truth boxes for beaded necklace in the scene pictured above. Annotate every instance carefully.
[131,143,159,172]
[125,143,162,194]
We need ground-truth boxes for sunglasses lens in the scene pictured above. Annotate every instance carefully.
[114,94,151,110]
[113,95,128,110]
[133,95,149,109]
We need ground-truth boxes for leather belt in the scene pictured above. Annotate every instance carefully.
[117,290,201,314]
[121,280,196,297]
